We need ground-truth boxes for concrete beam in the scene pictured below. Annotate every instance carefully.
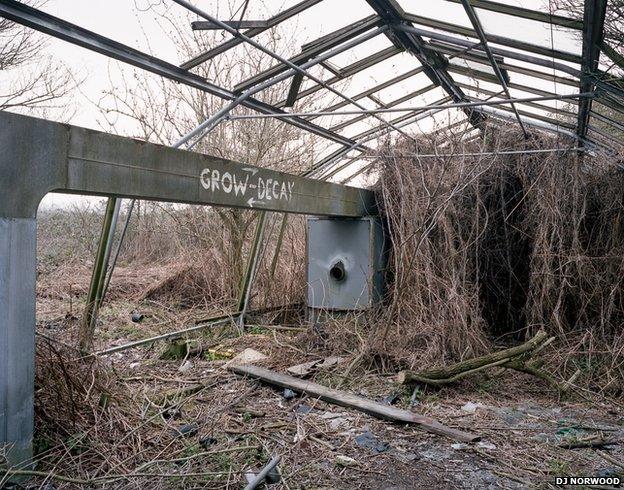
[0,111,376,219]
[0,218,36,469]
[0,110,375,469]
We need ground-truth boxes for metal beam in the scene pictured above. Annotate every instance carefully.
[577,0,607,143]
[276,46,404,108]
[227,93,590,120]
[364,0,487,128]
[191,20,269,30]
[301,14,381,51]
[329,83,439,131]
[444,0,583,30]
[460,0,528,137]
[319,67,428,114]
[233,15,382,93]
[467,95,576,130]
[0,0,360,150]
[456,81,577,120]
[403,11,582,64]
[447,62,582,105]
[398,24,582,86]
[180,0,323,69]
[600,42,624,72]
[285,70,307,108]
[0,111,376,219]
[174,0,414,141]
[351,96,455,140]
[81,197,119,350]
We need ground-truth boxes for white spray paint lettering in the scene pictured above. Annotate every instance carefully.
[200,167,295,207]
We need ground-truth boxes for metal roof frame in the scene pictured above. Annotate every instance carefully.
[1,0,620,174]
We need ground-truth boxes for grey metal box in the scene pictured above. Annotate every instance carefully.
[307,217,385,311]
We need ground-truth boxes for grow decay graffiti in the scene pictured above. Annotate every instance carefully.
[200,166,295,208]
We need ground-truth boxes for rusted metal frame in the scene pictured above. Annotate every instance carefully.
[338,116,474,184]
[401,22,624,105]
[600,42,624,72]
[316,97,483,181]
[0,0,362,150]
[396,23,583,78]
[180,0,324,69]
[365,0,487,129]
[227,93,592,120]
[81,197,119,350]
[466,94,576,130]
[455,67,579,110]
[329,83,440,131]
[276,46,403,108]
[465,105,607,153]
[349,96,455,141]
[401,26,581,87]
[284,57,309,108]
[577,0,607,143]
[473,96,621,152]
[590,109,624,133]
[232,14,383,93]
[460,0,528,137]
[455,81,577,120]
[283,15,400,107]
[472,94,621,151]
[301,13,382,51]
[173,1,415,142]
[319,60,342,77]
[429,39,507,73]
[402,11,581,64]
[444,0,583,30]
[320,67,428,114]
[191,20,269,30]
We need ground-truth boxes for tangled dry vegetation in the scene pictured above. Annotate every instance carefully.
[359,124,624,394]
[10,124,624,487]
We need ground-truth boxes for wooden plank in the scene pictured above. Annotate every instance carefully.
[229,364,480,443]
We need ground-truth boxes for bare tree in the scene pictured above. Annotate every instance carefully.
[550,0,624,55]
[0,1,75,113]
[97,4,338,299]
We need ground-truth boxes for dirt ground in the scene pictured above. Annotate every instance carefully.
[15,265,624,489]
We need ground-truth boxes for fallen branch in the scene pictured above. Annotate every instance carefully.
[559,438,621,449]
[229,364,479,443]
[396,330,566,391]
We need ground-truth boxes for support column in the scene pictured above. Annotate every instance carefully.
[0,217,36,469]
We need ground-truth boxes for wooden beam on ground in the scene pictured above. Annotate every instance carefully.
[229,364,480,443]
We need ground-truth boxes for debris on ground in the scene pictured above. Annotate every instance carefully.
[229,364,480,442]
[355,430,390,454]
[227,348,268,366]
[286,355,344,377]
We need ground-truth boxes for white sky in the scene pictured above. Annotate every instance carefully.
[4,0,589,208]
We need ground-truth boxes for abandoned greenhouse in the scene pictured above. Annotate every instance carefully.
[0,0,623,487]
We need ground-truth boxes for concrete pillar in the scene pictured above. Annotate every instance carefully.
[0,217,36,468]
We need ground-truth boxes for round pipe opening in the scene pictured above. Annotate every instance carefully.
[329,260,346,282]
